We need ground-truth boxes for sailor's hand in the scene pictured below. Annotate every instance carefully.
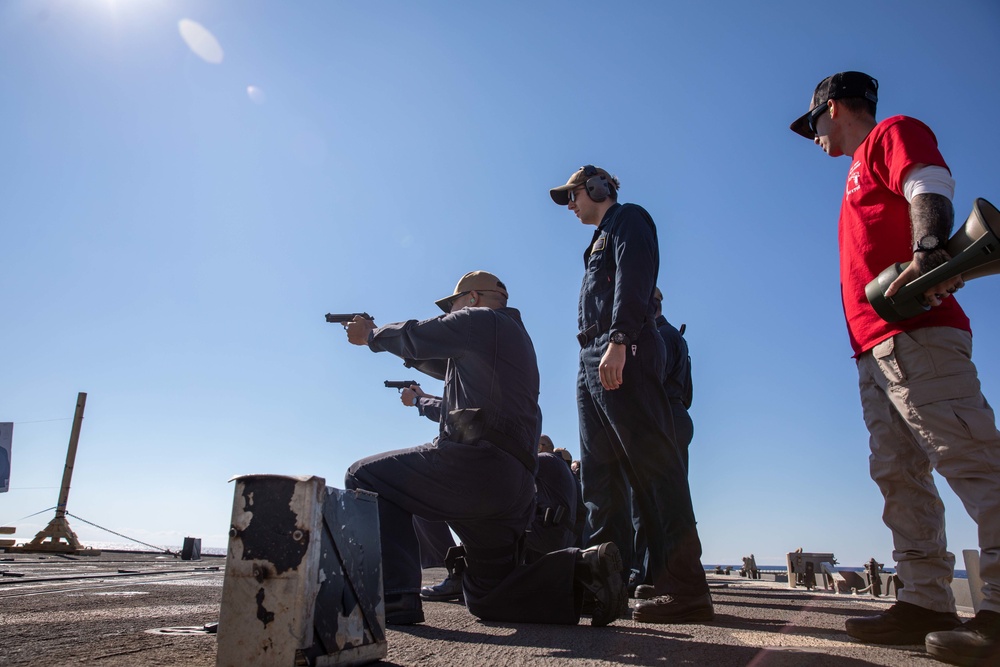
[885,249,963,307]
[599,343,627,391]
[400,385,425,406]
[346,316,376,345]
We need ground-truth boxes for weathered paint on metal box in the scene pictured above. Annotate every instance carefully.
[216,474,386,667]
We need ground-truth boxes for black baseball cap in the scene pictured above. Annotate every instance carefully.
[790,71,879,139]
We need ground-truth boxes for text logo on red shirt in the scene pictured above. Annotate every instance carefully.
[846,161,862,197]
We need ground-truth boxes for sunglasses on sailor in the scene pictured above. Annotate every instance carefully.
[807,101,830,136]
[440,291,473,311]
[442,289,508,311]
[567,186,587,203]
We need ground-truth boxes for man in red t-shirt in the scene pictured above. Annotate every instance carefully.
[791,72,1000,665]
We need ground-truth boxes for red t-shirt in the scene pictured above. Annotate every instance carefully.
[839,115,970,356]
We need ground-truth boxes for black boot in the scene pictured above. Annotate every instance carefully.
[634,584,656,600]
[845,601,960,645]
[633,591,714,624]
[574,542,627,627]
[925,609,1000,666]
[384,592,424,625]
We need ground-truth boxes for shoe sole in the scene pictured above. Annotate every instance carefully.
[844,621,942,646]
[590,543,627,627]
[632,606,715,624]
[420,592,464,601]
[845,630,929,645]
[386,610,425,625]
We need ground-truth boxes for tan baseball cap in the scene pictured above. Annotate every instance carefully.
[549,165,619,205]
[434,270,509,313]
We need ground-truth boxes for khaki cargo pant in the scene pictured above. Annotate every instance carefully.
[858,326,1000,614]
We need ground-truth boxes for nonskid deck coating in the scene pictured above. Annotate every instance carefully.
[0,551,969,666]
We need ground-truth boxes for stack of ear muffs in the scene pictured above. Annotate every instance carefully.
[866,197,1000,322]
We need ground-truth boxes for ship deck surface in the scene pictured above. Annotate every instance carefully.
[0,551,965,666]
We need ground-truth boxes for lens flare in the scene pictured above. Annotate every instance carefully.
[246,85,266,104]
[178,19,224,64]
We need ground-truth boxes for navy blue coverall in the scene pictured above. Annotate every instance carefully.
[528,452,579,560]
[405,395,458,569]
[412,393,577,563]
[576,202,708,598]
[631,314,696,585]
[413,517,456,569]
[656,314,694,470]
[345,306,584,623]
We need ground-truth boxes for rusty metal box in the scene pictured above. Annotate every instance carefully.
[217,475,386,666]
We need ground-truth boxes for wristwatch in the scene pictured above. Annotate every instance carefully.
[914,234,941,252]
[609,332,630,346]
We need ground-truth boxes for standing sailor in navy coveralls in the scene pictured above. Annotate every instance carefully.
[631,287,696,594]
[653,287,694,473]
[550,166,712,624]
[342,270,627,627]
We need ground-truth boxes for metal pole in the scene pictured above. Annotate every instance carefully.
[55,392,87,519]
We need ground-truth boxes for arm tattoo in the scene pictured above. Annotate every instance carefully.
[909,193,954,274]
[909,193,954,245]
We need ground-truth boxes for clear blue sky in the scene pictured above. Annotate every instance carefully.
[2,0,998,568]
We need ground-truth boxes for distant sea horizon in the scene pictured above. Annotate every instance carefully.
[711,563,969,580]
[73,542,969,580]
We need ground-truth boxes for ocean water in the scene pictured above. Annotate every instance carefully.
[708,564,969,580]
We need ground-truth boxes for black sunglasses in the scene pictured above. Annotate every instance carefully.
[441,288,508,310]
[439,290,472,310]
[807,101,830,135]
[567,185,587,203]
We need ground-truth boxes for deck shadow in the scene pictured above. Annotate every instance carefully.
[388,621,918,667]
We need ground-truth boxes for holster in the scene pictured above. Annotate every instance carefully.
[444,544,467,576]
[445,408,486,444]
[445,408,535,473]
[538,505,567,527]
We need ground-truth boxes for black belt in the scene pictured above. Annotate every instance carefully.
[445,408,536,473]
[577,324,598,348]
